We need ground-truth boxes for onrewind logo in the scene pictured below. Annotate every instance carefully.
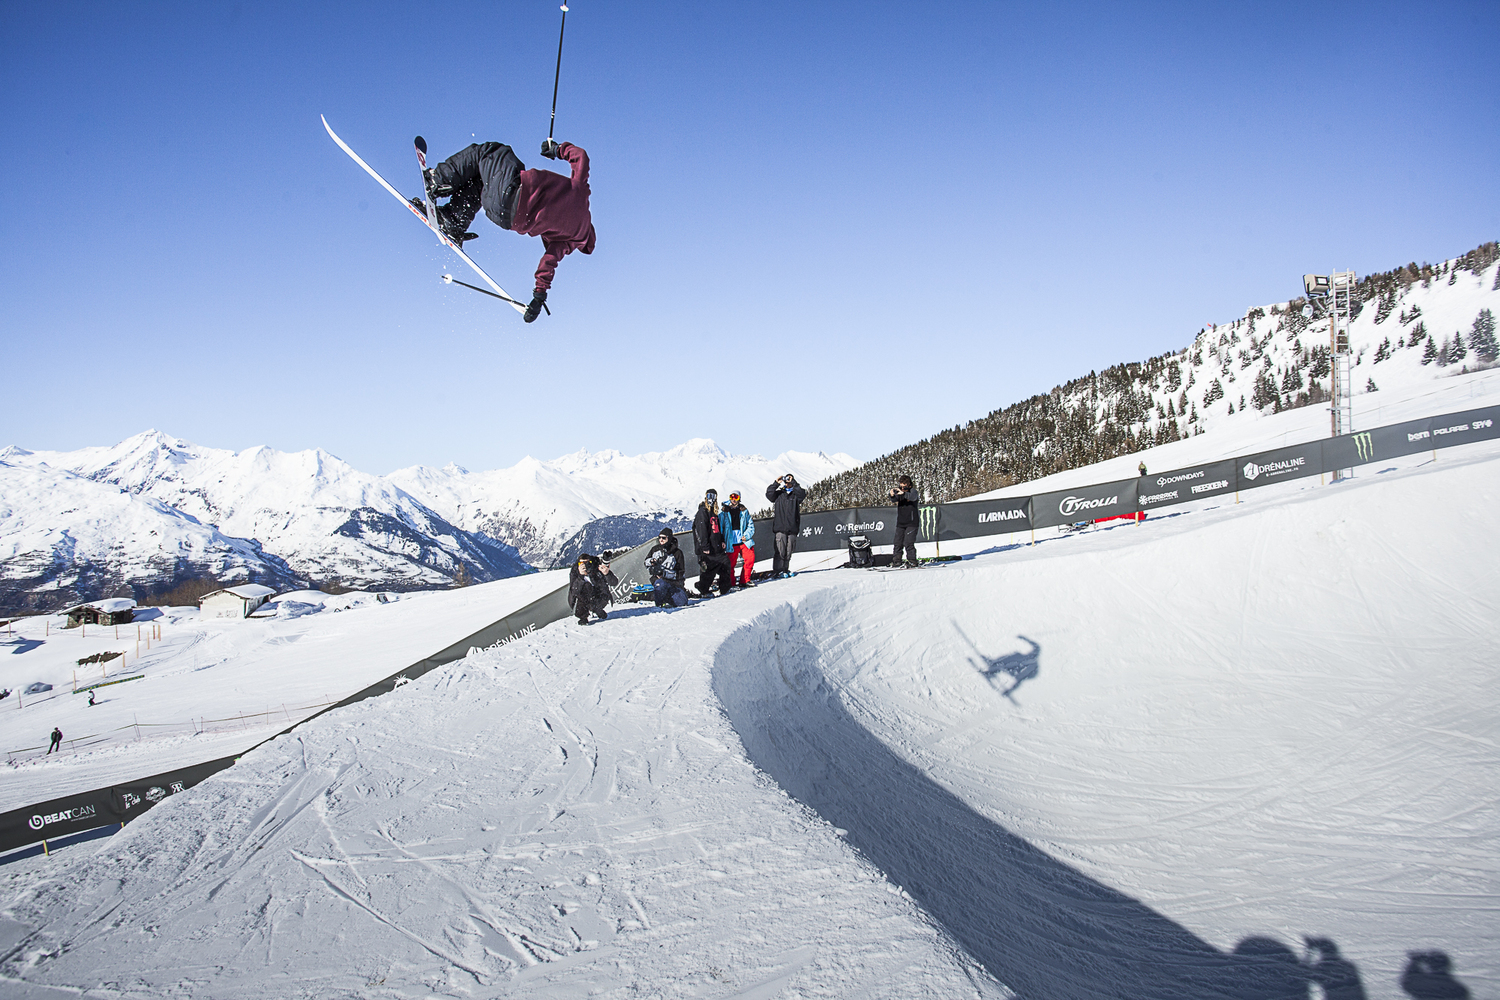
[1353,432,1373,462]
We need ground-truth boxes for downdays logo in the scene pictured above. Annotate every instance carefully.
[1058,494,1118,516]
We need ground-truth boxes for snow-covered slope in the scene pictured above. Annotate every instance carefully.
[388,439,859,566]
[0,460,300,612]
[2,425,1494,998]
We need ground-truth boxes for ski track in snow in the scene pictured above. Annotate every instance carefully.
[0,447,1496,997]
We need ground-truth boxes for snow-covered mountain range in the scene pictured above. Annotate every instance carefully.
[0,435,858,612]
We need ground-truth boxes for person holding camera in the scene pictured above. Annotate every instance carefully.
[764,473,807,578]
[568,553,617,624]
[644,529,690,607]
[889,475,920,568]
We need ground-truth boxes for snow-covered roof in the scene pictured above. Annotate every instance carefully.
[63,598,137,614]
[202,584,276,602]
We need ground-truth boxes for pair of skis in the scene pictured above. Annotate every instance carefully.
[321,115,526,315]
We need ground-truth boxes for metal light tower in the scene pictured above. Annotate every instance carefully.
[1302,270,1357,478]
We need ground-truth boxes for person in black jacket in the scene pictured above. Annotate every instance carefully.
[888,475,920,568]
[644,529,689,607]
[568,553,618,624]
[692,490,734,596]
[765,474,807,578]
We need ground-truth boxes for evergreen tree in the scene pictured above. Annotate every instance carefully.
[1421,335,1437,365]
[1449,331,1467,363]
[1204,378,1224,405]
[1408,321,1426,347]
[1437,335,1452,366]
[1251,370,1279,410]
[1366,378,1378,392]
[1471,308,1498,362]
[1373,337,1391,363]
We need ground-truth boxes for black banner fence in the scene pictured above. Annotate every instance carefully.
[6,404,1495,855]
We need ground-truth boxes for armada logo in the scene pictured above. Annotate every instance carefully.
[28,804,97,831]
[1242,456,1306,481]
[978,509,1027,523]
[1058,494,1118,516]
[1353,432,1373,462]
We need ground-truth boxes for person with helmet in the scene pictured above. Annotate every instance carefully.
[644,528,689,607]
[764,473,807,578]
[691,489,734,597]
[567,552,617,625]
[720,491,756,587]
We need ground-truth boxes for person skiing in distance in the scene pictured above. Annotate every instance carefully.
[417,137,594,323]
[720,492,756,587]
[692,490,734,597]
[888,475,920,568]
[644,529,689,607]
[47,727,62,754]
[567,553,617,624]
[765,474,806,578]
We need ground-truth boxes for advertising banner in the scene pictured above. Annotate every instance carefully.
[1428,405,1500,449]
[0,755,237,854]
[1236,441,1325,492]
[937,496,1033,538]
[1032,479,1140,529]
[1136,460,1239,511]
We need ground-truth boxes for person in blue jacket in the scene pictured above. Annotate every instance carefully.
[720,491,756,588]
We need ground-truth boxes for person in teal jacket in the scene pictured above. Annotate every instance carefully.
[720,491,757,587]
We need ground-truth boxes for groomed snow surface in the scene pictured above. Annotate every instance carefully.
[0,428,1494,998]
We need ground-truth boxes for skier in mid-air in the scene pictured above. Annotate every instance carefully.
[415,138,595,323]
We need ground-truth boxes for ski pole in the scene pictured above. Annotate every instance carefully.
[548,4,569,140]
[440,275,550,314]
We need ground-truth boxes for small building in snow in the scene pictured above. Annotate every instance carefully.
[199,584,277,620]
[64,598,137,628]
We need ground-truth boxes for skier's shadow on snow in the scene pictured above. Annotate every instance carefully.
[956,625,1038,702]
[4,638,44,655]
[713,613,1385,1000]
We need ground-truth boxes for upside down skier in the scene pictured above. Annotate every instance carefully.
[415,138,595,323]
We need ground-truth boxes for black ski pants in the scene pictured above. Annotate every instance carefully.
[431,142,524,231]
[572,580,610,621]
[892,523,919,566]
[773,531,797,575]
[697,553,733,595]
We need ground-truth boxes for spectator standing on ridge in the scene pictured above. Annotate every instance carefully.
[692,490,734,597]
[720,492,756,588]
[568,553,618,625]
[765,474,807,578]
[645,529,690,607]
[47,727,62,754]
[1138,461,1148,476]
[888,475,920,568]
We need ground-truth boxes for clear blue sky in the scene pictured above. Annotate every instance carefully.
[3,1,1496,474]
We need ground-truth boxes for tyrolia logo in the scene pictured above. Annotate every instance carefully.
[1058,494,1119,516]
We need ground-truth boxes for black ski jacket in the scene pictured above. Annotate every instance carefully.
[892,487,919,527]
[567,558,618,610]
[692,503,727,558]
[765,481,807,534]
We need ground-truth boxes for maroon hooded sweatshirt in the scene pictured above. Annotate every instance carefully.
[511,142,595,294]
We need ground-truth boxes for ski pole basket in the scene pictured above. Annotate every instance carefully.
[847,535,873,569]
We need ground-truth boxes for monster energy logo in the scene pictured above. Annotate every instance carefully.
[919,505,938,540]
[1352,432,1373,462]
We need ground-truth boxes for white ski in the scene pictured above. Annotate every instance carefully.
[321,115,526,315]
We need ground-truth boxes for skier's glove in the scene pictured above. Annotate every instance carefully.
[524,290,548,323]
[540,139,561,160]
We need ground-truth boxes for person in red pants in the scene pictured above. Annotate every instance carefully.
[721,492,756,587]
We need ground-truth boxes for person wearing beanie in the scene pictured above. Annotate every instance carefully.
[692,489,734,596]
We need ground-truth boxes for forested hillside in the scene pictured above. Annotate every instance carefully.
[798,242,1499,511]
